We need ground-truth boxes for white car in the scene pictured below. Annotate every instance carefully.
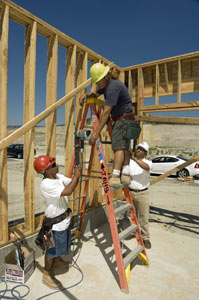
[151,155,199,178]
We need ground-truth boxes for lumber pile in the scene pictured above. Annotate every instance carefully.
[177,176,195,183]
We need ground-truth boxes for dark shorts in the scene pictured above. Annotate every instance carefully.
[46,226,71,258]
[112,119,132,151]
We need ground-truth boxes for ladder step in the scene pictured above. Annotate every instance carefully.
[110,183,128,191]
[106,162,113,167]
[118,224,138,241]
[114,204,132,217]
[123,245,144,269]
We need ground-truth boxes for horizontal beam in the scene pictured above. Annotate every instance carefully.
[150,156,199,185]
[0,0,120,68]
[136,115,199,124]
[140,101,199,113]
[123,51,199,71]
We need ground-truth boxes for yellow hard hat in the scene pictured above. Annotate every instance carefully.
[90,63,110,83]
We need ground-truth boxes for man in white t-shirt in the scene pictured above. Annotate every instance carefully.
[34,155,81,290]
[129,142,152,249]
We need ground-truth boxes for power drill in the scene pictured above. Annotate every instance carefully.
[75,130,91,166]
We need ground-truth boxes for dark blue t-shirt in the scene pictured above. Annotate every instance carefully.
[97,79,133,119]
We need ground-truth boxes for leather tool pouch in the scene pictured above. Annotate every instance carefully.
[123,121,141,140]
[35,208,72,251]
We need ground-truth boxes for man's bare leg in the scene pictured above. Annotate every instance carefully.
[113,149,124,170]
[121,150,131,184]
[109,150,124,186]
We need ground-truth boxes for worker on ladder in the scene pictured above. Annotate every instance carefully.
[80,63,141,186]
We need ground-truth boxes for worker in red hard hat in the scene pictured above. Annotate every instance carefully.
[34,155,81,290]
[80,63,141,187]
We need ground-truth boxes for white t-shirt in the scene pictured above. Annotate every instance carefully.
[129,158,152,190]
[40,173,72,231]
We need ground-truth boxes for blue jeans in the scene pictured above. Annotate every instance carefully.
[46,226,71,258]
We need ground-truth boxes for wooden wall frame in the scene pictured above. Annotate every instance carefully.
[0,0,199,246]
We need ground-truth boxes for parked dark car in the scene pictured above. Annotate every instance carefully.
[7,144,36,159]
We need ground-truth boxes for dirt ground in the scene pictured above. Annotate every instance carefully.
[7,157,199,241]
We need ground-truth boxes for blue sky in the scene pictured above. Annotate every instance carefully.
[6,0,199,125]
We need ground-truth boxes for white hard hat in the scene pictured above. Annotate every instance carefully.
[136,141,149,152]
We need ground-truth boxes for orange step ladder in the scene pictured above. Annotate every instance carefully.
[68,98,149,294]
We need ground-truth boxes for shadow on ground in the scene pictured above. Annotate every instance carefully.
[149,205,199,236]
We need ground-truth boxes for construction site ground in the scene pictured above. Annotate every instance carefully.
[2,160,199,299]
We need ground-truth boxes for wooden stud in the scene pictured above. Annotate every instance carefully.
[164,63,169,93]
[128,70,132,98]
[137,68,144,143]
[73,51,88,213]
[155,64,159,105]
[65,45,76,211]
[177,59,182,103]
[46,34,58,157]
[65,45,76,173]
[0,4,9,243]
[119,70,125,83]
[24,21,37,232]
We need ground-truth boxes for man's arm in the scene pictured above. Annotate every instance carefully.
[90,105,112,144]
[131,157,150,171]
[61,165,81,196]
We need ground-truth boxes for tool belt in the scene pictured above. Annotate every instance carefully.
[129,188,148,192]
[35,208,72,251]
[112,112,135,122]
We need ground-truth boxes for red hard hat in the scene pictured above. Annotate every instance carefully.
[34,155,56,174]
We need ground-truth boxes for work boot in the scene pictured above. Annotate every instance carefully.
[53,257,72,270]
[109,174,121,186]
[121,173,131,184]
[143,240,152,249]
[42,270,63,290]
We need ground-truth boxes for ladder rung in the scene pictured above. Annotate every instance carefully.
[118,224,138,241]
[114,204,132,216]
[123,245,144,269]
[84,125,93,129]
[106,162,113,167]
[68,196,85,202]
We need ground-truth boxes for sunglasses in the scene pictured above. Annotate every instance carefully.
[46,162,57,171]
[137,147,146,152]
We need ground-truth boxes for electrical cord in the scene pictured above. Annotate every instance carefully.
[0,237,84,300]
[0,277,30,299]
